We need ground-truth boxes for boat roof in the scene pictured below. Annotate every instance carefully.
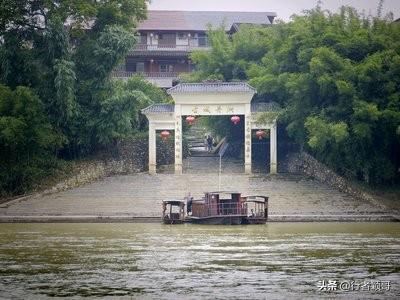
[162,199,185,205]
[244,199,266,203]
[206,191,240,195]
[244,195,268,203]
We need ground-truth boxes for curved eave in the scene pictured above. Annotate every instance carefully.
[167,82,257,94]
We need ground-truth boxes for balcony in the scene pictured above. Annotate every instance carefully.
[129,43,210,55]
[112,71,185,88]
[112,71,181,78]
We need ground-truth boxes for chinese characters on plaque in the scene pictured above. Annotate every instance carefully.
[190,105,235,115]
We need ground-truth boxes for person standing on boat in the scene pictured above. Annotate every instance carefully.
[186,193,193,215]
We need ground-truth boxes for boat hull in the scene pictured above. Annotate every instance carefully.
[163,219,185,225]
[187,215,245,225]
[244,217,267,224]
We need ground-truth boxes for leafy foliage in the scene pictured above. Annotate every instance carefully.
[0,1,171,195]
[188,6,400,185]
[0,85,62,195]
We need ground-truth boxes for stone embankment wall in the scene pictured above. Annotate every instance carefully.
[41,136,183,196]
[45,160,134,195]
[286,151,387,210]
[42,139,146,195]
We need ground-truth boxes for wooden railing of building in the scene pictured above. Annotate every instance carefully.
[112,71,182,78]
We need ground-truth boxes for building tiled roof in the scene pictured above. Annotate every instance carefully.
[138,11,277,31]
[229,22,269,33]
[167,82,256,94]
[141,104,174,114]
[251,102,281,112]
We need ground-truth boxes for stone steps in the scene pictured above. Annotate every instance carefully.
[188,142,205,147]
[0,170,389,218]
[0,123,393,219]
[186,124,211,156]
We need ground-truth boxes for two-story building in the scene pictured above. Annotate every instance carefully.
[113,10,277,88]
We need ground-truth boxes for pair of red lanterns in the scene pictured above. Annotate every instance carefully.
[159,115,246,140]
[186,115,242,126]
[159,116,195,140]
[161,129,267,140]
[229,115,268,140]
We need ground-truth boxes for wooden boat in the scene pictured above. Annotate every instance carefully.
[187,192,246,225]
[161,192,268,225]
[242,196,269,224]
[162,200,185,224]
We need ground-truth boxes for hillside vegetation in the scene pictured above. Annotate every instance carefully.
[187,5,400,186]
[0,1,170,196]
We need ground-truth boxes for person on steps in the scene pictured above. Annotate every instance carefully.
[207,135,213,152]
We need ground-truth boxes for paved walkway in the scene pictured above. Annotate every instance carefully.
[0,159,395,221]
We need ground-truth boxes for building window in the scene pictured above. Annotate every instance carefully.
[139,34,147,44]
[160,64,173,73]
[198,33,208,47]
[136,62,145,73]
[177,33,186,40]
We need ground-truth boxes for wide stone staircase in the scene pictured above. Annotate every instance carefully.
[1,171,391,219]
[180,123,287,174]
[186,124,218,157]
[0,119,395,221]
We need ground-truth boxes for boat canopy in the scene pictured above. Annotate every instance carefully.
[206,191,240,195]
[244,196,268,203]
[162,199,185,205]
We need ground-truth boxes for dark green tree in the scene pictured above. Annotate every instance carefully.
[0,85,62,195]
[188,5,400,185]
[0,1,165,195]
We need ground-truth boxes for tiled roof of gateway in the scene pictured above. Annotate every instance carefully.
[141,101,280,114]
[141,104,174,114]
[167,82,256,94]
[138,11,277,31]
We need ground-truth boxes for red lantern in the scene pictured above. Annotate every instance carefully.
[230,115,240,125]
[256,130,266,140]
[186,115,195,126]
[160,130,170,140]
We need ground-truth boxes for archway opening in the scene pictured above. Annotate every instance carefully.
[251,129,271,174]
[182,115,245,174]
[155,129,175,173]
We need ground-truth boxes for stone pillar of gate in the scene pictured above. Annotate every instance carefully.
[270,121,277,174]
[244,107,252,174]
[174,106,183,174]
[148,122,156,174]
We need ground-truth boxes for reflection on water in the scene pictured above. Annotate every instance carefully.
[0,223,399,299]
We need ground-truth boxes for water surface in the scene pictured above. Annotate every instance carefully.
[0,223,399,299]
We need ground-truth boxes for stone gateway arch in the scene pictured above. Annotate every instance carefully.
[141,82,279,174]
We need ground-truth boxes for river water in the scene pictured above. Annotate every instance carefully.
[0,223,399,299]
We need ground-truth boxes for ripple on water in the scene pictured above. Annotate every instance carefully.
[0,223,399,299]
